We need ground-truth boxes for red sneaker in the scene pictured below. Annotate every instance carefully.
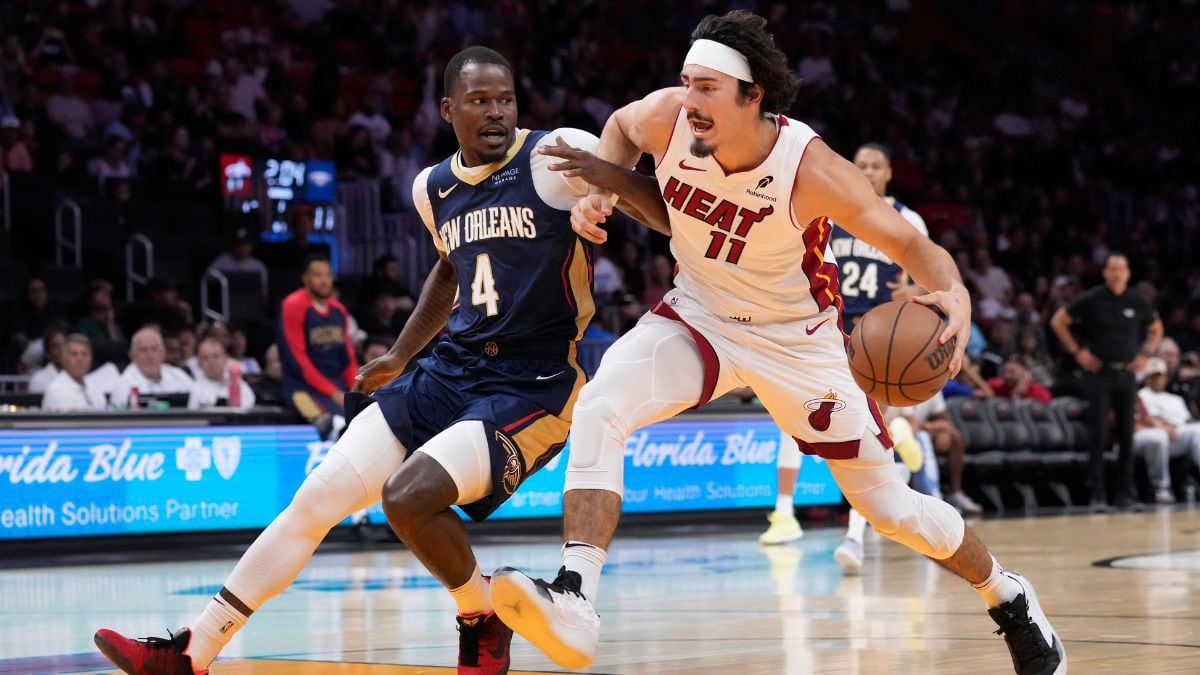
[94,627,207,675]
[456,612,512,674]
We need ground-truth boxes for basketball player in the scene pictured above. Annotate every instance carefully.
[829,143,983,574]
[490,13,1064,675]
[93,47,668,675]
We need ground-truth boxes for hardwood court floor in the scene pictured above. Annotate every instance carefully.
[3,509,1199,674]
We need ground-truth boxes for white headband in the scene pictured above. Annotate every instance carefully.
[684,39,754,83]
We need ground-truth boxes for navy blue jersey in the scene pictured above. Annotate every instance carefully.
[425,129,594,360]
[829,198,928,317]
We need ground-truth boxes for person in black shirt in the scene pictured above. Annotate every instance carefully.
[1051,253,1163,511]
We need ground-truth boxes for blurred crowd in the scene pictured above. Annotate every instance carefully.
[1,0,1198,416]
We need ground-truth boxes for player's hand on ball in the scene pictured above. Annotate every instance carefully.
[570,194,613,244]
[355,353,407,394]
[540,136,621,190]
[913,281,971,377]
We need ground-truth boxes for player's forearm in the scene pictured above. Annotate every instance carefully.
[611,172,671,236]
[590,108,644,195]
[387,258,456,363]
[895,236,963,294]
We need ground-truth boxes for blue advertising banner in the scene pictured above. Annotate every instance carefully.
[0,417,841,540]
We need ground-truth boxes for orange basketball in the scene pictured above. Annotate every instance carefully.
[846,300,956,407]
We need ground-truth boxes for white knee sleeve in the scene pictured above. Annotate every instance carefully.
[828,433,965,560]
[416,420,493,505]
[564,317,709,496]
[564,387,627,495]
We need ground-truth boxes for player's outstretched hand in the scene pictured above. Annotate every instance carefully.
[570,194,614,244]
[913,282,971,377]
[539,135,623,191]
[355,353,407,394]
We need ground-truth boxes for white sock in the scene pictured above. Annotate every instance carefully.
[845,508,868,543]
[774,494,793,516]
[185,592,249,670]
[449,566,493,616]
[972,556,1023,608]
[562,541,607,602]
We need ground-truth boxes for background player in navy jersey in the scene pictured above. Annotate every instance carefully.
[94,46,668,675]
[278,254,358,420]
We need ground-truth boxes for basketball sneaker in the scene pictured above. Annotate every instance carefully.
[758,511,803,545]
[490,566,599,669]
[834,536,863,575]
[456,611,512,674]
[94,627,206,675]
[988,573,1067,675]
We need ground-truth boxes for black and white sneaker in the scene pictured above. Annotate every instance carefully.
[490,566,599,669]
[988,573,1067,674]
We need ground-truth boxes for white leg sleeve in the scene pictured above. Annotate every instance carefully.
[826,432,965,560]
[415,420,493,505]
[776,434,802,470]
[564,315,712,495]
[222,403,407,608]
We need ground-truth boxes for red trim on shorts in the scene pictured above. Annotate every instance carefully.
[651,300,719,408]
[504,409,548,433]
[560,247,576,312]
[868,399,894,448]
[794,436,860,460]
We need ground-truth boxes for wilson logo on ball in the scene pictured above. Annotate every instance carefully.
[804,390,847,432]
[924,336,958,371]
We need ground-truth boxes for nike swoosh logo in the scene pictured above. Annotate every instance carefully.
[805,318,830,335]
[678,160,705,171]
[437,183,459,198]
[536,371,566,381]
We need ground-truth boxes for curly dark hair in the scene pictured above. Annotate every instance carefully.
[443,46,512,97]
[690,11,797,115]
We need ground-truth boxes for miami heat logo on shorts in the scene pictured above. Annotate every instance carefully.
[495,431,523,494]
[804,390,847,432]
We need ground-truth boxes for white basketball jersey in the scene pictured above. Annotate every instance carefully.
[656,108,835,323]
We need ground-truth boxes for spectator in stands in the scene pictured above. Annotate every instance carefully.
[943,353,995,399]
[73,279,127,367]
[1138,357,1200,482]
[27,325,68,393]
[1134,395,1176,505]
[229,323,262,376]
[111,327,194,408]
[362,337,391,365]
[1050,252,1164,511]
[359,285,410,339]
[249,343,284,407]
[88,136,133,190]
[1157,337,1200,418]
[987,359,1053,404]
[278,254,358,419]
[358,254,414,312]
[122,277,191,336]
[41,334,106,411]
[188,336,254,410]
[5,276,61,365]
[1014,326,1056,388]
[966,247,1012,307]
[336,124,381,180]
[205,229,269,300]
[0,114,33,173]
[641,254,674,307]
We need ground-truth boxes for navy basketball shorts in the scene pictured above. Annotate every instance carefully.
[372,339,583,520]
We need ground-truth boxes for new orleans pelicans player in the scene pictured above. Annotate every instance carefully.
[490,12,1064,675]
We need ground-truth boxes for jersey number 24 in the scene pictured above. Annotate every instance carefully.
[841,261,879,299]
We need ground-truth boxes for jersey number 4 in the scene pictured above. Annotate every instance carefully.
[841,261,879,299]
[471,253,500,316]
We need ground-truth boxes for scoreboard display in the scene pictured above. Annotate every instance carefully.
[221,154,337,242]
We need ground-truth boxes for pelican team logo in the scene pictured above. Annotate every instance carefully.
[804,390,847,432]
[495,431,523,495]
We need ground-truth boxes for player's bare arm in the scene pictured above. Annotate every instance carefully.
[538,136,671,236]
[794,139,970,375]
[356,254,456,393]
[566,88,684,243]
